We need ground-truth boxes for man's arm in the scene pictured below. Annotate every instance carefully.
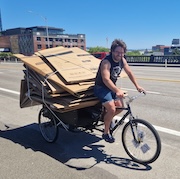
[101,60,124,97]
[123,58,145,92]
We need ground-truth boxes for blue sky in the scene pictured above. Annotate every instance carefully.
[1,0,180,49]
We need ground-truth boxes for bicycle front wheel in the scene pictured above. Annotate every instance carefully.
[38,108,59,143]
[122,119,161,164]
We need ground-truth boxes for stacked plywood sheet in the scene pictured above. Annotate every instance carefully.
[15,47,127,113]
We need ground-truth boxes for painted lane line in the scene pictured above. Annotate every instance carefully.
[122,88,161,95]
[0,87,20,95]
[136,77,180,83]
[153,125,180,137]
[113,116,180,137]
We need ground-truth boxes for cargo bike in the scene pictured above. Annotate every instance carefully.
[38,92,161,164]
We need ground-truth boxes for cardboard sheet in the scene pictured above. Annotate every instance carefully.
[14,54,94,97]
[36,47,100,83]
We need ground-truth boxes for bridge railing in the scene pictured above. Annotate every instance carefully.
[126,55,180,67]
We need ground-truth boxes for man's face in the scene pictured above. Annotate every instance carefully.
[112,46,125,62]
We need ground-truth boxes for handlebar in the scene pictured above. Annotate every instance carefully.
[125,92,146,105]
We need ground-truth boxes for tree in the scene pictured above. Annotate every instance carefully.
[172,47,180,55]
[88,46,109,53]
[0,52,16,61]
[0,52,14,58]
[126,51,141,56]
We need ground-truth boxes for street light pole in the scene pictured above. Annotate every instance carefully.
[43,16,50,48]
[106,37,108,49]
[28,10,50,48]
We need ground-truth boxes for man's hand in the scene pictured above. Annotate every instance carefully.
[116,89,125,98]
[136,86,146,94]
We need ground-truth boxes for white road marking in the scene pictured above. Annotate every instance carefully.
[0,87,20,95]
[113,116,180,137]
[122,88,161,95]
[0,87,179,137]
[153,125,180,137]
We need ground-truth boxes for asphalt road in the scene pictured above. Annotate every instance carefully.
[0,63,180,179]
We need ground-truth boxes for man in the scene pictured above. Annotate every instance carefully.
[94,39,145,143]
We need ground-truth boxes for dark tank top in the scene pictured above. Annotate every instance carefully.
[95,54,124,88]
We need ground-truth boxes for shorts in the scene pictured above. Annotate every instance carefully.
[94,85,117,104]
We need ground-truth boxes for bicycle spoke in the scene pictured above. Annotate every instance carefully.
[38,108,58,143]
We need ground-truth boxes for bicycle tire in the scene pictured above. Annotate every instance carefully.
[38,108,59,143]
[122,119,161,164]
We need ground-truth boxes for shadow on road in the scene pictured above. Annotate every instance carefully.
[0,123,151,171]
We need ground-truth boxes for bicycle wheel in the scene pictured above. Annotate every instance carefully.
[122,119,161,164]
[38,108,59,143]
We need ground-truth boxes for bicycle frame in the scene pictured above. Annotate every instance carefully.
[109,92,146,135]
[109,104,132,135]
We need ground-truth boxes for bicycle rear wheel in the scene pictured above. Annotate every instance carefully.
[38,108,59,143]
[122,119,161,164]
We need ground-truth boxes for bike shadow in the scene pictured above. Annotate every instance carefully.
[0,122,151,171]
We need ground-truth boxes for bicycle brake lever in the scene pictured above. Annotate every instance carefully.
[141,91,146,95]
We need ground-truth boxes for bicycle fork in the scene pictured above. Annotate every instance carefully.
[129,118,144,144]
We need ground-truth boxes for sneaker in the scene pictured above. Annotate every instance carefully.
[102,133,115,143]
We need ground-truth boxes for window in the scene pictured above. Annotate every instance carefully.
[72,39,77,42]
[37,37,41,41]
[48,29,64,35]
[172,39,180,45]
[37,44,42,50]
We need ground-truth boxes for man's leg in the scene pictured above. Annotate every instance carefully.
[103,100,116,134]
[114,98,124,116]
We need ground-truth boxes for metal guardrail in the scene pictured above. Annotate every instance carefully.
[126,55,180,67]
[1,55,180,67]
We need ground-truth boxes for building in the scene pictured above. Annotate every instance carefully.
[152,45,171,55]
[152,45,165,52]
[0,26,86,56]
[164,47,172,55]
[171,39,180,50]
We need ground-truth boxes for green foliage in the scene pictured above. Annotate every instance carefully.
[172,48,180,55]
[88,46,109,53]
[0,52,14,58]
[126,51,141,56]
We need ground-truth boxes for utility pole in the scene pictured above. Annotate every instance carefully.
[0,9,3,32]
[28,11,50,48]
[106,37,108,49]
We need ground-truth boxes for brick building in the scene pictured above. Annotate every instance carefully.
[0,26,86,55]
